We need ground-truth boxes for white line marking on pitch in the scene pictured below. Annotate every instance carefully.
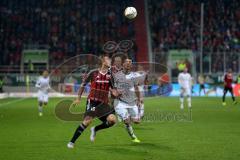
[0,98,28,107]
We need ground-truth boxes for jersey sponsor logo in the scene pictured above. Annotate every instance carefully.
[96,80,109,83]
[125,76,135,80]
[118,82,131,90]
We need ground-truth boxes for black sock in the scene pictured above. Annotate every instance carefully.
[70,123,87,143]
[222,93,226,102]
[95,121,113,132]
[231,94,235,101]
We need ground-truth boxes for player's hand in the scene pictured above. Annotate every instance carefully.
[110,88,118,97]
[111,88,122,98]
[72,98,81,107]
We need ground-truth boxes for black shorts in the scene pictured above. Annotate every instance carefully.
[84,99,115,121]
[224,87,233,93]
[200,84,205,89]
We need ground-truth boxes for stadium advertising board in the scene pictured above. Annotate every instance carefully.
[23,49,49,63]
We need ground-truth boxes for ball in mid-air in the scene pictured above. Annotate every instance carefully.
[124,7,137,19]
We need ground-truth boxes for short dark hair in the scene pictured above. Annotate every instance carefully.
[111,53,126,65]
[123,57,132,63]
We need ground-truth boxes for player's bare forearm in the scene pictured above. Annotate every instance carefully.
[134,85,141,105]
[71,86,85,105]
[77,86,85,100]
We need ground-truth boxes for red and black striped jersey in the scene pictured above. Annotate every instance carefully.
[224,73,233,88]
[81,69,113,103]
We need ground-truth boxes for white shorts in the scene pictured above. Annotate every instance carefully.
[38,92,48,103]
[180,87,191,96]
[115,100,139,121]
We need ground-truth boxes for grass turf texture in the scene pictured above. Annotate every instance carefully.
[0,97,240,160]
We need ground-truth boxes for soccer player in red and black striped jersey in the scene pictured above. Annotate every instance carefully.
[67,55,118,148]
[222,69,237,106]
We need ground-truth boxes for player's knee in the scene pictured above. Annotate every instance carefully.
[107,114,116,125]
[124,118,131,124]
[83,120,92,126]
[44,102,48,106]
[83,116,93,126]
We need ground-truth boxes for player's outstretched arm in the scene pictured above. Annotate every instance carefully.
[73,86,85,105]
[73,71,93,105]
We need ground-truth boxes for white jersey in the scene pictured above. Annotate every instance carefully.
[178,72,192,89]
[113,71,139,106]
[35,76,50,94]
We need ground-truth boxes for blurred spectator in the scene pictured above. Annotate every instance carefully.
[148,0,240,72]
[0,0,136,66]
[0,76,3,92]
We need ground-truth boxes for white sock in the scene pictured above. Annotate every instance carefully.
[38,105,43,113]
[125,124,137,139]
[180,97,184,109]
[187,97,191,108]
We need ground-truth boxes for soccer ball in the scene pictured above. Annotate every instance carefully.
[124,7,137,19]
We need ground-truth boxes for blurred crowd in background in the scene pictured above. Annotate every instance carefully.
[0,0,135,66]
[149,0,240,72]
[1,0,240,73]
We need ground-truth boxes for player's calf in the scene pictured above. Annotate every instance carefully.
[68,122,88,148]
[123,118,139,142]
[180,94,184,110]
[67,116,93,148]
[187,95,191,108]
[38,101,43,116]
[90,114,116,142]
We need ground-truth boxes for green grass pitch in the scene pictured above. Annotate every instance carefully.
[0,97,240,160]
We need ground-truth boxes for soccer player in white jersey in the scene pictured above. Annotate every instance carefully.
[35,70,51,116]
[178,67,192,110]
[113,58,141,143]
